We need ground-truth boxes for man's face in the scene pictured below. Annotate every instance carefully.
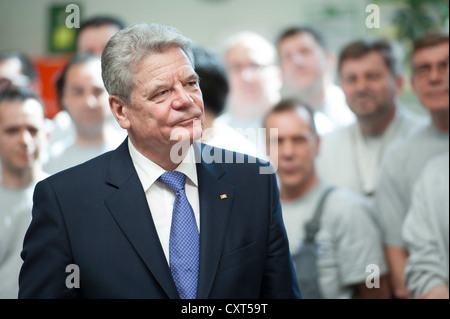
[77,25,121,56]
[411,42,449,112]
[278,32,328,92]
[225,43,280,117]
[62,59,110,137]
[0,99,46,173]
[266,109,319,189]
[116,46,204,154]
[340,51,401,119]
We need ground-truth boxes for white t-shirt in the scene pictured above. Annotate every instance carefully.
[202,120,264,160]
[317,107,425,195]
[281,181,388,299]
[213,113,267,159]
[44,134,123,175]
[0,183,35,298]
[402,151,449,297]
[376,121,449,247]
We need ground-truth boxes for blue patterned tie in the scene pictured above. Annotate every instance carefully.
[158,171,199,299]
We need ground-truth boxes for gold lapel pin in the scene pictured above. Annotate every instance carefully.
[220,194,228,200]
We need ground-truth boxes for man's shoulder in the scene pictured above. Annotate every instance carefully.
[383,121,430,163]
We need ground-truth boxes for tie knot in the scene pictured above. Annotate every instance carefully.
[158,171,186,192]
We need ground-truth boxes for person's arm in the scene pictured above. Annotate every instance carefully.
[19,179,77,299]
[385,246,410,299]
[375,151,411,299]
[259,167,301,299]
[402,159,449,299]
[418,284,449,299]
[355,274,392,299]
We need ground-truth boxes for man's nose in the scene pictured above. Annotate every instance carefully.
[428,65,446,84]
[354,77,369,92]
[291,53,305,66]
[172,88,194,109]
[19,130,33,146]
[86,94,98,109]
[280,140,294,158]
[240,67,258,82]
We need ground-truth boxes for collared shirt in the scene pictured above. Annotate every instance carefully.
[128,139,200,264]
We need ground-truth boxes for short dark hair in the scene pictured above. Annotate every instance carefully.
[264,97,318,136]
[0,87,46,118]
[0,50,38,82]
[55,54,99,109]
[76,16,125,41]
[192,46,229,116]
[411,32,449,61]
[338,39,401,76]
[277,26,328,51]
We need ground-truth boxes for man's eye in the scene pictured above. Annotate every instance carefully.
[342,76,356,84]
[28,127,39,136]
[157,90,169,97]
[72,88,84,96]
[5,128,19,135]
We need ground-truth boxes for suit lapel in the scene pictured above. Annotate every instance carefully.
[194,144,235,299]
[104,139,179,299]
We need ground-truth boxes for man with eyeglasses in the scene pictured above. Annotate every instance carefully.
[374,32,449,299]
[214,31,282,159]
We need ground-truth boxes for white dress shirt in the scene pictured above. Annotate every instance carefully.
[128,139,200,264]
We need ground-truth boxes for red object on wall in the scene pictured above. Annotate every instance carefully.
[33,55,71,119]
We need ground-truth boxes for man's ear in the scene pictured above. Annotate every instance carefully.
[109,95,131,130]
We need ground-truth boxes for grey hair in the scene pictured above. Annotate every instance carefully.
[101,23,194,105]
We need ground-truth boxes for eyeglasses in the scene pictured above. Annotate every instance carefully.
[413,59,449,79]
[227,63,270,75]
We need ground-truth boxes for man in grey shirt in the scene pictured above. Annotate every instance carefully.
[264,98,390,299]
[375,32,449,299]
[402,151,449,299]
[317,39,424,196]
[0,88,48,298]
[45,54,125,174]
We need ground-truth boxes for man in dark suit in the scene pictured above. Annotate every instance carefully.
[18,23,300,299]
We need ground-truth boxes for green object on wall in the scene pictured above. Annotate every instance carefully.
[48,3,82,54]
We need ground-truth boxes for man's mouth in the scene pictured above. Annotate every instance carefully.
[175,115,202,126]
[426,89,448,98]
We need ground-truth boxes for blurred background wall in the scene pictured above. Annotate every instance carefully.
[0,0,448,118]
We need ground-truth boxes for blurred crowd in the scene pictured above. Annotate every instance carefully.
[0,15,448,299]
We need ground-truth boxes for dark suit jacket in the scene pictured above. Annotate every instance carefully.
[19,139,301,299]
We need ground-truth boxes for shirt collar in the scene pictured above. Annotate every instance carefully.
[128,139,198,191]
